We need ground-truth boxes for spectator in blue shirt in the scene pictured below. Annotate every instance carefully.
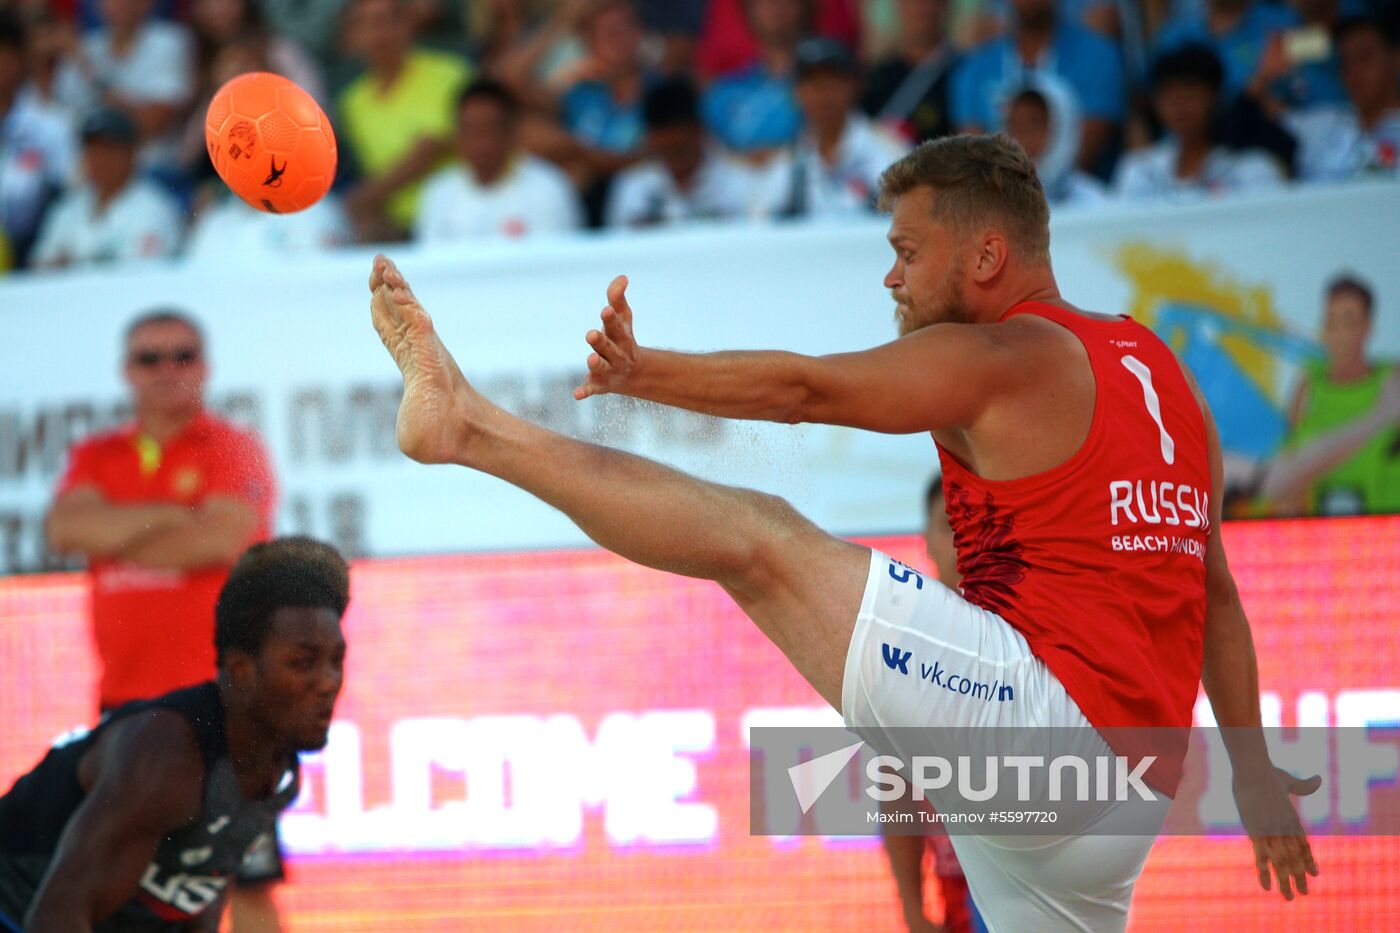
[1154,0,1301,100]
[560,0,651,155]
[1239,0,1365,113]
[702,0,812,154]
[949,0,1125,173]
[525,0,652,224]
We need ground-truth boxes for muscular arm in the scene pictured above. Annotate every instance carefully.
[120,495,261,570]
[1191,370,1301,781]
[1185,368,1320,898]
[575,279,1017,433]
[1196,391,1266,746]
[25,712,205,933]
[45,486,191,558]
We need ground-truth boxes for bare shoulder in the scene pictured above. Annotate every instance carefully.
[903,316,1068,357]
[942,314,1095,476]
[986,313,1091,376]
[85,709,205,826]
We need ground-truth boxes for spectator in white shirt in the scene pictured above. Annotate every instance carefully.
[757,38,910,220]
[52,0,194,172]
[1286,15,1400,184]
[1003,80,1108,209]
[185,191,350,261]
[1,14,78,267]
[414,79,582,242]
[30,106,181,269]
[1115,44,1284,202]
[605,77,759,228]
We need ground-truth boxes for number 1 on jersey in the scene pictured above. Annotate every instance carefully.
[1120,355,1176,465]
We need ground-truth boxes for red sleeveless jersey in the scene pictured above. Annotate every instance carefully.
[937,302,1211,791]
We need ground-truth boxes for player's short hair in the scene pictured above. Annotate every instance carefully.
[877,134,1051,265]
[1150,44,1225,94]
[1326,274,1375,319]
[215,537,350,666]
[124,309,205,348]
[643,78,700,129]
[457,78,520,122]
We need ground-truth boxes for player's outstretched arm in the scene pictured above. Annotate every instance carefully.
[1191,382,1321,901]
[573,276,1017,434]
[25,711,205,933]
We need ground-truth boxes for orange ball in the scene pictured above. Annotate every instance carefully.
[205,72,337,214]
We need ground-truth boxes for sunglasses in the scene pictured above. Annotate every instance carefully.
[129,347,202,368]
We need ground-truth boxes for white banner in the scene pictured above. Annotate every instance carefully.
[2,183,1398,572]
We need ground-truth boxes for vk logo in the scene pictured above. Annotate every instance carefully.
[888,561,924,589]
[882,644,912,675]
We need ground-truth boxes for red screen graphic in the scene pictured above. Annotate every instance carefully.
[1,517,1397,930]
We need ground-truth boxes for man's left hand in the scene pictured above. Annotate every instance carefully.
[575,275,642,400]
[1234,765,1321,900]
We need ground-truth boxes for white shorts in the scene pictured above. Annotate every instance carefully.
[842,550,1169,933]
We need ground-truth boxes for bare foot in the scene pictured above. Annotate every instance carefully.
[368,255,478,465]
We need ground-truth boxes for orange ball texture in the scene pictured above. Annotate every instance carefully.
[205,72,337,214]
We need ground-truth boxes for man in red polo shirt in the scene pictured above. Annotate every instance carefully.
[47,310,275,712]
[45,309,282,930]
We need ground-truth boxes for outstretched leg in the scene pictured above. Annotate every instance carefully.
[369,256,869,709]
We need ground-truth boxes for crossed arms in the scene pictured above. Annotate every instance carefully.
[46,487,258,570]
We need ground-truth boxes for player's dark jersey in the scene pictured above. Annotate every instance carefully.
[0,683,299,931]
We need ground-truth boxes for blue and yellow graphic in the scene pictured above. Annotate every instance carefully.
[1117,244,1321,460]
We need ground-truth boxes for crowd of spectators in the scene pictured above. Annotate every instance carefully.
[1,0,1398,273]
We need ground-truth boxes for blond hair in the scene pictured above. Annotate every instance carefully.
[878,134,1051,265]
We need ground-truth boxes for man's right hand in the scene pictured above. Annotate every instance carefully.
[574,275,642,400]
